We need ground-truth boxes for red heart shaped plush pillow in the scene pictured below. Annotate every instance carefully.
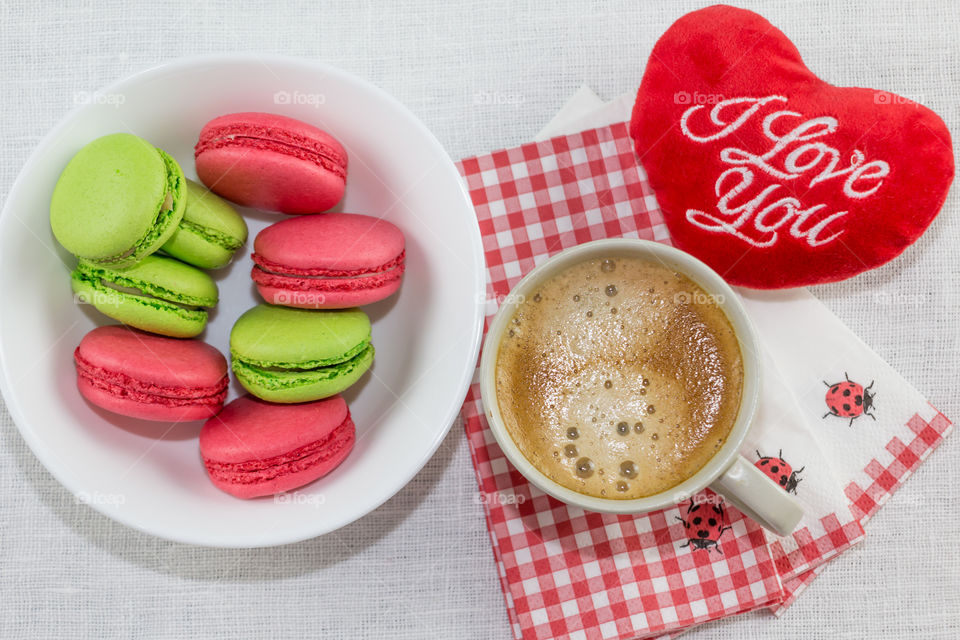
[630,5,954,288]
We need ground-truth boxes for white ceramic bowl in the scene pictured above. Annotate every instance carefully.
[0,55,485,547]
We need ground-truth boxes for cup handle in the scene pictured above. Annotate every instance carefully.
[709,455,803,537]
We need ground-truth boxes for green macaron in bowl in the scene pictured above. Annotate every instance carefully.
[230,304,374,403]
[161,179,248,270]
[72,254,218,338]
[50,133,186,269]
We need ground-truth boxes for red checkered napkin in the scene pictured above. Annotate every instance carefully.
[456,123,785,640]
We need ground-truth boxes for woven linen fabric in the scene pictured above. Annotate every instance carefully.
[1,2,959,639]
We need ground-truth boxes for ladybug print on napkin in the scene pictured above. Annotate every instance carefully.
[755,449,804,494]
[629,5,954,288]
[823,373,876,427]
[675,496,732,554]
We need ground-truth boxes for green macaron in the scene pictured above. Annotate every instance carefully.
[161,179,248,269]
[72,254,218,338]
[50,133,186,269]
[230,305,374,403]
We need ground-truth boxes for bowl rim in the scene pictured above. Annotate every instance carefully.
[0,53,487,547]
[478,238,761,513]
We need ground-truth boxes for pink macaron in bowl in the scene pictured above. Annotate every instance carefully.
[200,394,355,499]
[252,213,406,309]
[195,112,348,214]
[74,325,229,422]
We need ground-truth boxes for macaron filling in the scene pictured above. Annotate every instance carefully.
[95,149,185,267]
[231,341,374,392]
[195,123,347,179]
[72,261,215,321]
[202,413,354,485]
[250,251,405,292]
[74,349,228,408]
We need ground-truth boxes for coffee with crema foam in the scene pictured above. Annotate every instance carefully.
[494,256,743,499]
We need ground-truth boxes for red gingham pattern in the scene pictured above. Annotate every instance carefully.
[844,409,953,523]
[771,564,825,617]
[456,123,783,640]
[767,515,864,583]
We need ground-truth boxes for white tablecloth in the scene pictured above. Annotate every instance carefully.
[1,1,958,638]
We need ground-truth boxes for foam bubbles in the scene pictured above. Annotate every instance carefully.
[575,457,595,478]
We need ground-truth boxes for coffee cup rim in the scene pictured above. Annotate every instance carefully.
[478,238,761,513]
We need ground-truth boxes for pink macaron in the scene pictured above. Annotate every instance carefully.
[194,112,347,214]
[199,394,355,499]
[74,325,228,422]
[251,213,405,309]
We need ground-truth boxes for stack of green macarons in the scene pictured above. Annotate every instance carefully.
[50,133,248,338]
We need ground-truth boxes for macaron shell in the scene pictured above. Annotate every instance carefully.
[74,325,228,421]
[77,375,223,422]
[72,255,217,338]
[182,179,249,239]
[77,326,227,390]
[196,144,345,214]
[230,305,371,368]
[201,394,349,460]
[200,112,348,157]
[251,213,405,308]
[82,254,219,303]
[50,134,186,267]
[161,179,247,269]
[200,395,355,499]
[205,424,353,498]
[72,274,208,338]
[232,342,374,403]
[254,213,403,273]
[195,112,347,214]
[255,277,402,309]
[160,230,236,271]
[154,149,188,252]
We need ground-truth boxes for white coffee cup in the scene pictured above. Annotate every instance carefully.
[478,239,803,536]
